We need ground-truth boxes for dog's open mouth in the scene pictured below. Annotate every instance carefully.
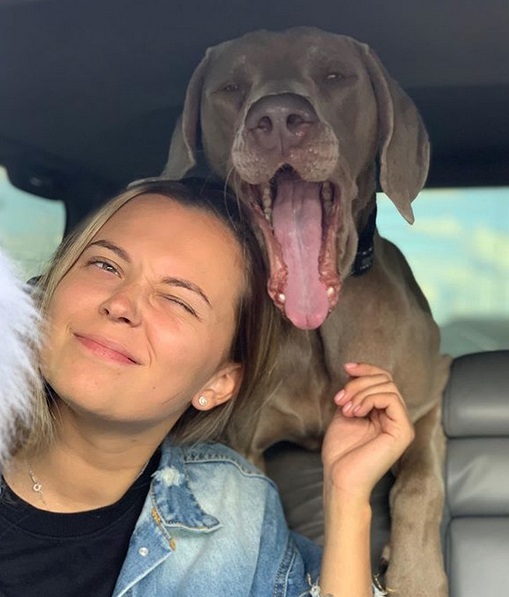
[242,166,342,330]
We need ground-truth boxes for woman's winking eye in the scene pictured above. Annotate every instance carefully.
[159,293,199,317]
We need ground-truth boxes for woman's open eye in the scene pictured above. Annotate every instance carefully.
[87,258,120,276]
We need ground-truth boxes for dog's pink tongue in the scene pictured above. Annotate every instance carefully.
[272,177,329,330]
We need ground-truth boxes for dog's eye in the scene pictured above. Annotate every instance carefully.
[221,82,240,93]
[325,72,343,82]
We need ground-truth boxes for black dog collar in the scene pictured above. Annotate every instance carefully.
[351,205,377,277]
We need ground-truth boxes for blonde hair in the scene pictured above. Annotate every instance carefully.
[22,178,282,453]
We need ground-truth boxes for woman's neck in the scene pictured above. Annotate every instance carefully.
[5,405,167,513]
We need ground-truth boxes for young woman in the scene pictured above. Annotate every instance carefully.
[0,178,414,596]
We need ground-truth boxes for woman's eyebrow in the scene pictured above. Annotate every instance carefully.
[87,239,211,307]
[88,239,131,262]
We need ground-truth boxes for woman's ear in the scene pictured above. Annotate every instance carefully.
[192,362,243,411]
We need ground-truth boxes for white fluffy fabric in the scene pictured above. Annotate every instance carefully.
[0,248,40,470]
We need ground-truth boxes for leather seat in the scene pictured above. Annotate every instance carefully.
[443,350,509,596]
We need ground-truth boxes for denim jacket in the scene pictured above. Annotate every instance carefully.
[112,440,384,596]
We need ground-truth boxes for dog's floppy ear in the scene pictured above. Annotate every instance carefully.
[362,44,430,224]
[161,49,212,179]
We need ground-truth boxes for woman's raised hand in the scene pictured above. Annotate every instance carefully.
[322,362,415,502]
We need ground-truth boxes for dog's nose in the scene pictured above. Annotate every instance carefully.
[245,93,318,152]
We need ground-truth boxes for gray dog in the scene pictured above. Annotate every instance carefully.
[161,27,451,597]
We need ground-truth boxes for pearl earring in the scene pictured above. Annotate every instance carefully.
[198,395,208,407]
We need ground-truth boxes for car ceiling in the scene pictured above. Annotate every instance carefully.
[1,0,509,224]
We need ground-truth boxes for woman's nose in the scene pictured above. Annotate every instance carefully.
[99,285,142,326]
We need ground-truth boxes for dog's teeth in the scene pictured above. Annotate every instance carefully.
[278,293,286,303]
[261,185,272,208]
[262,185,272,220]
[322,182,332,210]
[322,182,332,199]
[327,286,335,298]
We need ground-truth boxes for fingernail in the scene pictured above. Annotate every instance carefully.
[344,362,358,369]
[335,389,345,403]
[343,401,353,413]
[353,404,362,414]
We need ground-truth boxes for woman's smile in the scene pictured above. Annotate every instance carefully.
[74,333,141,365]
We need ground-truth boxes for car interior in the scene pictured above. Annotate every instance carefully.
[0,1,508,595]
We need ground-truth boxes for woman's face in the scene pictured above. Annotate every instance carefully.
[41,194,245,433]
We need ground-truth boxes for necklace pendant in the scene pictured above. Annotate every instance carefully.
[27,465,46,503]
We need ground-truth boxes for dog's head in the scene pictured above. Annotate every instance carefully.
[0,249,39,470]
[163,27,429,330]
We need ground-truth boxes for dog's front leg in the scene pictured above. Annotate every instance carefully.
[385,402,448,597]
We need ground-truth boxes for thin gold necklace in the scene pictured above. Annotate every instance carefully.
[27,459,150,506]
[27,465,46,505]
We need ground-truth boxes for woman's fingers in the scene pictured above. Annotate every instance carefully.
[345,390,409,424]
[344,361,393,380]
[335,376,400,406]
[339,382,404,417]
[335,363,402,409]
[332,362,413,441]
[339,390,414,445]
[337,363,395,397]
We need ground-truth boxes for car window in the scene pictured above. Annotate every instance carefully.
[0,165,65,278]
[378,186,509,356]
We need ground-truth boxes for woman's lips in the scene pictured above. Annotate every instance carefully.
[75,334,140,365]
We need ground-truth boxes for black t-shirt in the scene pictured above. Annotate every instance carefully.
[0,451,160,597]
